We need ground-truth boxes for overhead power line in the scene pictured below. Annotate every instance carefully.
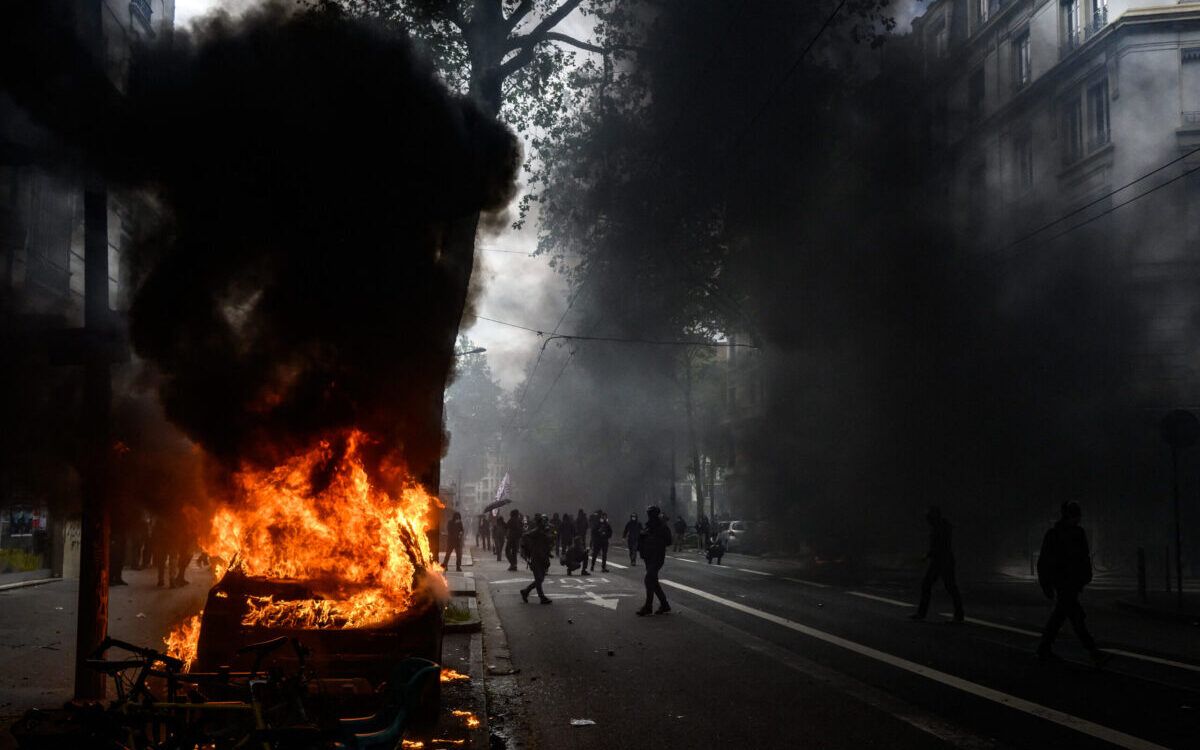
[999,142,1200,254]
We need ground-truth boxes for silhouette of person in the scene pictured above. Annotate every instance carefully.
[1037,502,1111,665]
[911,506,964,622]
[519,515,554,604]
[623,513,642,566]
[475,514,487,551]
[549,512,561,557]
[636,506,672,616]
[590,512,612,572]
[574,509,589,550]
[673,516,687,552]
[696,515,711,552]
[443,511,464,571]
[505,509,523,571]
[559,511,574,560]
[492,512,506,562]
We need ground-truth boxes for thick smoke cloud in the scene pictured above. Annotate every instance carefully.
[1,1,519,481]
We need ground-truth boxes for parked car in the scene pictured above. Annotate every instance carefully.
[716,520,758,552]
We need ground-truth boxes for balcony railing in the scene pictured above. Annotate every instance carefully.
[1062,8,1109,58]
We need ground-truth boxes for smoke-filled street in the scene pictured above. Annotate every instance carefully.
[3,0,1200,748]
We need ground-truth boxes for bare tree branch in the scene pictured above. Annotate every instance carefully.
[510,0,585,47]
[503,0,535,33]
[539,30,604,54]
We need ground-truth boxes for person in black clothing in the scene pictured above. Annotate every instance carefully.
[574,509,589,550]
[1037,502,1110,665]
[696,515,711,552]
[519,515,554,604]
[590,512,612,572]
[443,511,464,571]
[558,512,573,558]
[505,509,523,571]
[492,512,506,562]
[636,506,672,616]
[910,506,964,621]
[623,513,641,565]
[672,516,687,552]
[476,514,488,551]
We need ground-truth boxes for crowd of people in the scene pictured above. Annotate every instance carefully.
[463,505,693,615]
[107,508,205,589]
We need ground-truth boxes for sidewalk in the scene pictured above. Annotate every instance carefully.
[0,564,213,749]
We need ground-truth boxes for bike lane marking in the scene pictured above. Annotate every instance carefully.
[847,591,911,608]
[736,567,773,577]
[784,577,831,588]
[937,612,1200,674]
[661,579,1170,750]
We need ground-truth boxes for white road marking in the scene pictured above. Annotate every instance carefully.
[669,556,700,564]
[938,613,1200,674]
[490,578,534,585]
[660,579,1170,750]
[784,577,831,588]
[848,591,912,608]
[736,567,773,577]
[606,561,628,569]
[582,590,622,610]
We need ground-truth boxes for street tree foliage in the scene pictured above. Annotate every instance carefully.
[504,1,896,527]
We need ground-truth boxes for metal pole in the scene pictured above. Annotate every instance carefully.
[74,186,110,700]
[1174,447,1184,612]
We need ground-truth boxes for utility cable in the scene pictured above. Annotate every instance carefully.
[998,142,1200,253]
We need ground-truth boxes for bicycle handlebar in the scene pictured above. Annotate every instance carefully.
[91,636,185,672]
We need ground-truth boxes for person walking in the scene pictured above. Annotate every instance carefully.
[673,516,687,552]
[590,512,613,573]
[696,515,711,552]
[1037,502,1110,665]
[492,512,507,562]
[636,506,672,616]
[505,509,523,571]
[558,512,573,559]
[443,511,465,572]
[623,513,642,566]
[910,506,964,622]
[519,515,554,604]
[475,514,487,550]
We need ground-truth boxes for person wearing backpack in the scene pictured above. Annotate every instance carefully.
[636,506,673,616]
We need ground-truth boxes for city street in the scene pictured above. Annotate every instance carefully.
[476,544,1200,749]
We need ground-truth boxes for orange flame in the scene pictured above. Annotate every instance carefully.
[166,429,442,656]
[164,613,203,671]
[440,667,470,683]
[451,710,480,729]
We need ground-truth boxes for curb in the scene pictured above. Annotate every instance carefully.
[444,595,481,633]
[0,577,61,592]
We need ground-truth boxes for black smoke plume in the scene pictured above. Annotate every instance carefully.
[1,1,519,481]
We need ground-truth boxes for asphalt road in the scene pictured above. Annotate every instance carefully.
[476,544,1200,750]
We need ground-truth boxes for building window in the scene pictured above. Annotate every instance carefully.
[1087,78,1110,150]
[929,15,949,59]
[1092,0,1108,31]
[1014,133,1034,189]
[1063,0,1082,52]
[1183,49,1200,126]
[976,0,990,29]
[1063,97,1083,164]
[1014,31,1031,90]
[968,68,985,123]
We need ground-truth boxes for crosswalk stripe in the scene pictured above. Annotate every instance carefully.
[847,591,911,608]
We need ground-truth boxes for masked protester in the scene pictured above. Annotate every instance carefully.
[636,506,672,616]
[443,511,464,572]
[623,513,642,566]
[1037,502,1111,666]
[590,512,612,573]
[910,506,964,622]
[519,515,554,604]
[574,509,589,549]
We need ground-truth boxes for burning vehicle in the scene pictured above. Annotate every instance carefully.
[165,432,448,685]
